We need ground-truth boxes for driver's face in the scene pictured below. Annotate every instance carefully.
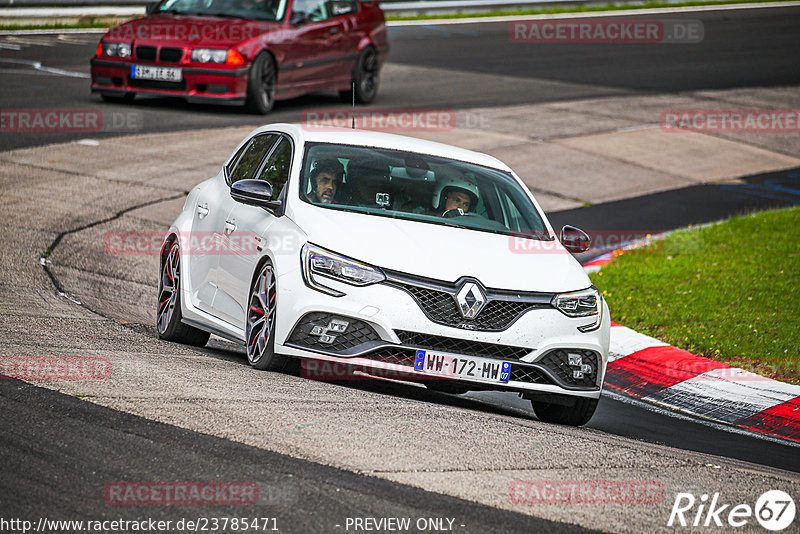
[444,191,472,213]
[314,172,337,204]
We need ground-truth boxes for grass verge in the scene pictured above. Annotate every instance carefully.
[589,207,800,385]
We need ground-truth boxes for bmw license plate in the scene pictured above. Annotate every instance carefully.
[131,65,182,82]
[414,349,511,383]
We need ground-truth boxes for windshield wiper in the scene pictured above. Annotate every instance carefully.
[203,11,243,18]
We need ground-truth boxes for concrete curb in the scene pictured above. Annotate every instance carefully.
[583,240,800,444]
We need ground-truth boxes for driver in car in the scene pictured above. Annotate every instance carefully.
[307,158,345,205]
[431,173,479,216]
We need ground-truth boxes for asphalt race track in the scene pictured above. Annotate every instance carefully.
[1,5,800,533]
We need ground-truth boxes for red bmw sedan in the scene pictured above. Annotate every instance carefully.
[91,0,388,113]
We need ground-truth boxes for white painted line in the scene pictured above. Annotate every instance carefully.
[387,1,800,26]
[609,325,669,360]
[644,368,800,423]
[0,57,89,78]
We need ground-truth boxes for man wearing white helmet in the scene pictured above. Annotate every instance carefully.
[431,172,480,217]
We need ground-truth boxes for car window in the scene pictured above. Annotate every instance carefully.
[300,143,551,240]
[157,0,287,21]
[229,134,279,184]
[291,0,329,21]
[255,135,292,198]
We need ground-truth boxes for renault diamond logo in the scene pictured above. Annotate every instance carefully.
[455,282,486,319]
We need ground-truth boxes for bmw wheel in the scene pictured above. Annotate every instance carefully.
[246,260,291,371]
[340,46,379,104]
[157,241,210,346]
[246,53,276,115]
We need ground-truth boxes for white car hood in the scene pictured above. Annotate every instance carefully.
[295,205,591,293]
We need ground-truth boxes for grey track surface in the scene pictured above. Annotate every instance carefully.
[1,6,799,151]
[2,7,800,533]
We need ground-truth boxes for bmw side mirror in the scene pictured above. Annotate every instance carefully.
[560,225,591,253]
[231,179,282,211]
[289,11,308,26]
[145,1,160,14]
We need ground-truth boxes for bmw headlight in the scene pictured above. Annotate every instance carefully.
[301,243,385,296]
[552,287,603,332]
[103,42,132,57]
[191,48,228,63]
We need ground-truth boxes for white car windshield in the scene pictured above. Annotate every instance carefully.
[300,143,552,240]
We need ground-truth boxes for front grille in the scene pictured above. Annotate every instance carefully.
[135,45,157,61]
[159,47,183,63]
[537,349,599,388]
[395,330,531,361]
[287,312,380,354]
[128,78,187,91]
[510,364,553,385]
[360,348,417,367]
[385,271,551,331]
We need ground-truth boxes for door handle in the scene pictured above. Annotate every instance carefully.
[196,203,209,218]
[224,220,237,234]
[329,26,340,34]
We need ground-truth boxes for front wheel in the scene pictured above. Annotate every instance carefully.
[246,261,291,371]
[157,242,210,347]
[530,396,599,426]
[246,53,276,115]
[339,46,379,104]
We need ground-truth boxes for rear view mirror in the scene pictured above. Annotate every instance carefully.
[231,179,282,211]
[560,225,591,253]
[289,11,308,26]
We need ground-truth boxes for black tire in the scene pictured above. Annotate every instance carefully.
[101,92,135,104]
[246,53,276,115]
[157,241,210,347]
[530,396,599,426]
[339,46,379,104]
[246,260,291,371]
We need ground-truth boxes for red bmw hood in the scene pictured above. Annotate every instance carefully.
[105,14,279,48]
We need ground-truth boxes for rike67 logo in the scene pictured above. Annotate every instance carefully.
[668,490,796,531]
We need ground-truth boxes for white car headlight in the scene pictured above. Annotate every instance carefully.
[191,48,227,63]
[103,42,132,57]
[552,287,603,332]
[301,243,385,296]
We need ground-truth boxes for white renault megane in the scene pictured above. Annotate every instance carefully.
[158,123,610,425]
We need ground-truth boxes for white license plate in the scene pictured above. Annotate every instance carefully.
[414,350,511,384]
[131,65,182,82]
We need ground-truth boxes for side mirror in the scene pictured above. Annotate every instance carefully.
[145,1,160,14]
[559,225,591,253]
[289,11,308,26]
[231,179,282,211]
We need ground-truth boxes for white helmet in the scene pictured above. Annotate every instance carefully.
[431,172,479,210]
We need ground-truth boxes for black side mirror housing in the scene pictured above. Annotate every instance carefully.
[231,179,282,212]
[559,225,591,253]
[145,1,160,14]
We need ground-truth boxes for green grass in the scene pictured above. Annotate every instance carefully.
[0,0,793,31]
[385,0,795,21]
[590,207,800,385]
